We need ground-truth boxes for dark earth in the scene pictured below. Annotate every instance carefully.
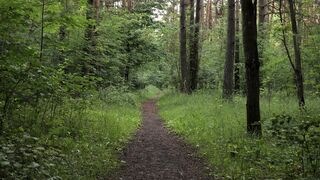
[107,99,213,180]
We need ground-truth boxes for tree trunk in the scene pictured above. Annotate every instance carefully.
[40,0,45,61]
[127,0,133,11]
[288,0,305,107]
[241,0,261,136]
[83,0,99,75]
[180,0,190,93]
[258,0,268,88]
[222,0,235,98]
[57,0,68,65]
[189,0,195,84]
[258,0,268,25]
[189,0,201,91]
[208,0,213,28]
[234,0,240,92]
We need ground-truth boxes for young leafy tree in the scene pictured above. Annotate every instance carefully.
[241,0,261,135]
[222,0,235,98]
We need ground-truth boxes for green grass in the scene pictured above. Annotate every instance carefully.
[57,103,141,179]
[158,91,320,179]
[1,97,141,179]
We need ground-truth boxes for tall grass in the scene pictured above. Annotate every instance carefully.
[1,92,141,179]
[158,91,320,179]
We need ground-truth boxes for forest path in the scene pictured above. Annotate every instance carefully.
[107,99,213,180]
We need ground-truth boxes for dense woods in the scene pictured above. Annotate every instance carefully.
[0,0,319,179]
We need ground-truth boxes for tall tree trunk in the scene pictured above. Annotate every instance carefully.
[94,0,100,18]
[208,0,213,28]
[189,0,195,76]
[222,0,235,98]
[234,0,240,92]
[189,0,202,91]
[258,0,268,88]
[258,0,268,25]
[57,0,68,65]
[180,0,190,93]
[40,0,45,61]
[127,0,132,11]
[241,0,261,135]
[288,0,305,107]
[83,0,99,75]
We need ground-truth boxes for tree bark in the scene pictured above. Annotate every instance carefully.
[234,0,240,92]
[241,0,261,136]
[189,0,201,91]
[258,0,268,25]
[180,0,190,93]
[83,0,99,75]
[40,0,45,61]
[57,0,68,65]
[288,0,305,107]
[258,0,268,88]
[223,0,235,98]
[208,0,213,28]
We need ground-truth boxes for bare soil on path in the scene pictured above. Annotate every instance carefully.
[107,99,213,180]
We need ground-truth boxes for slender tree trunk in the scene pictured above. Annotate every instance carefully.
[180,0,190,93]
[258,0,268,25]
[85,0,97,43]
[189,0,202,91]
[94,0,100,18]
[241,0,261,136]
[57,0,68,65]
[288,0,305,107]
[83,0,99,75]
[208,0,213,28]
[189,0,195,81]
[258,0,268,52]
[128,0,132,11]
[40,0,45,61]
[234,0,240,92]
[223,0,235,98]
[258,0,268,87]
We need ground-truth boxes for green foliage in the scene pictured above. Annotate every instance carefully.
[0,95,141,179]
[159,92,320,179]
[0,0,319,179]
[0,1,161,178]
[138,85,163,100]
[267,114,320,176]
[0,133,64,179]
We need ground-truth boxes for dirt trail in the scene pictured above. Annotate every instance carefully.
[108,99,213,180]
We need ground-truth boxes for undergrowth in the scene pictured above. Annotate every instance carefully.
[158,91,320,179]
[0,89,143,179]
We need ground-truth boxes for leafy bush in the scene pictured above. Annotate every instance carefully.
[267,114,320,177]
[0,132,65,179]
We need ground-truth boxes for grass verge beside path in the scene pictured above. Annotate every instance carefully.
[1,96,141,179]
[158,91,320,179]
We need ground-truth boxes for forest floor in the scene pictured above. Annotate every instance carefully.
[107,99,213,180]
